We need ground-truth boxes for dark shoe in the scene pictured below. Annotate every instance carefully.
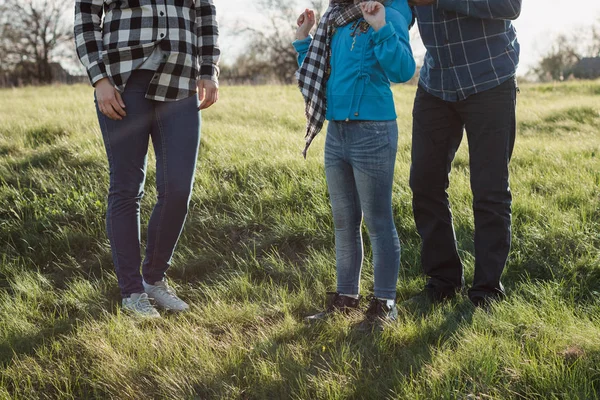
[305,292,360,323]
[357,296,398,332]
[469,293,503,310]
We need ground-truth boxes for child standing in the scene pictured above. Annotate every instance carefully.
[294,0,415,330]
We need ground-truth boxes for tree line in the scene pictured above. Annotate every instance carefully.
[0,0,78,87]
[531,22,600,82]
[0,0,598,87]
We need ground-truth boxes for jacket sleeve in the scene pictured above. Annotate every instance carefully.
[196,0,221,84]
[74,0,108,86]
[292,36,313,67]
[372,12,416,83]
[436,0,521,20]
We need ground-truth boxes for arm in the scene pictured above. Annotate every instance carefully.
[293,9,316,67]
[293,36,312,67]
[74,0,126,121]
[196,0,220,109]
[196,0,221,84]
[436,0,521,20]
[373,16,416,83]
[74,0,108,86]
[362,3,416,83]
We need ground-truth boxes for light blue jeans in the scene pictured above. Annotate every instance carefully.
[324,120,401,300]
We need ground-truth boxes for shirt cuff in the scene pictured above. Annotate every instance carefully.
[371,22,396,45]
[198,63,220,85]
[292,35,312,53]
[87,60,109,87]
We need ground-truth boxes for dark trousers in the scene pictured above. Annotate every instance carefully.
[409,78,517,301]
[95,70,201,297]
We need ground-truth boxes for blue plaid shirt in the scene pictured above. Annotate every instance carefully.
[414,0,521,102]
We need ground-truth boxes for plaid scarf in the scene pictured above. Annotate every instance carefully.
[296,0,384,158]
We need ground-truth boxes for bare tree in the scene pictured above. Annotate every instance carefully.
[532,19,600,81]
[585,20,600,58]
[0,0,74,84]
[229,0,328,84]
[533,34,581,81]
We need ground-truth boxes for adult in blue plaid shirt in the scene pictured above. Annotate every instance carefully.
[406,0,521,308]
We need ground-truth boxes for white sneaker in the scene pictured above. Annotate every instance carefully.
[122,293,161,318]
[143,279,190,312]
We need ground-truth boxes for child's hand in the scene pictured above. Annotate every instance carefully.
[360,1,386,31]
[296,9,316,41]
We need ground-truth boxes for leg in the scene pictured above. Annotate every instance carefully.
[324,121,364,296]
[96,71,154,297]
[409,86,465,295]
[460,78,517,301]
[142,94,201,284]
[347,121,400,300]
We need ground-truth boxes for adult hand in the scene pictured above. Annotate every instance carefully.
[296,9,316,41]
[198,79,218,110]
[95,77,126,121]
[360,1,386,31]
[408,0,435,6]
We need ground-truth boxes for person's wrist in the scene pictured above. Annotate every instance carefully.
[371,20,386,31]
[93,77,110,88]
[296,31,309,41]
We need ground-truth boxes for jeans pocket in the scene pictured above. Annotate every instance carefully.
[358,121,398,149]
[360,121,393,133]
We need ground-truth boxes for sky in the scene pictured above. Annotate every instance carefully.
[215,0,600,76]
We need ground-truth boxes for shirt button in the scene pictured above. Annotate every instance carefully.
[354,112,359,116]
[160,11,164,16]
[160,33,165,37]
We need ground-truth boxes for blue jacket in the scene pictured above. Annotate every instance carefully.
[293,0,415,122]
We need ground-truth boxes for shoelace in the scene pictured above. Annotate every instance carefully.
[156,282,177,297]
[365,295,385,317]
[134,293,155,312]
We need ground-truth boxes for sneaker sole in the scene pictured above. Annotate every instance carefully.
[121,308,162,319]
[146,297,190,313]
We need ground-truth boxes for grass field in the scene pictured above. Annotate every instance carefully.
[0,80,599,399]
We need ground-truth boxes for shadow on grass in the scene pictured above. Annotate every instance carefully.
[0,278,118,368]
[0,319,77,367]
[192,302,475,399]
[2,145,598,398]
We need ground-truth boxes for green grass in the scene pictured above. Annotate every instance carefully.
[0,80,599,399]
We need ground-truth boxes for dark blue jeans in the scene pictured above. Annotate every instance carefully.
[325,120,401,300]
[409,78,517,301]
[95,70,200,297]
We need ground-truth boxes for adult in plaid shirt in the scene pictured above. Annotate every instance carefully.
[406,0,521,308]
[74,0,220,317]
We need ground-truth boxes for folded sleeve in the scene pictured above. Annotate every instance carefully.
[74,0,109,86]
[196,0,221,84]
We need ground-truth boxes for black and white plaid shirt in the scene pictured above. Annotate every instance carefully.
[74,0,220,102]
